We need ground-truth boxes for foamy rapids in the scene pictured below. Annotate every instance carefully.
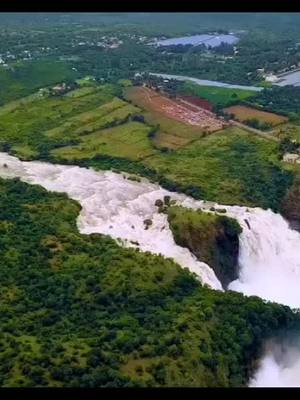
[1,152,300,386]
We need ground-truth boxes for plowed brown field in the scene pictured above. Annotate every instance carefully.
[127,86,225,131]
[224,105,287,126]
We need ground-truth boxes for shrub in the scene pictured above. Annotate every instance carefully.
[163,195,171,206]
[155,199,164,208]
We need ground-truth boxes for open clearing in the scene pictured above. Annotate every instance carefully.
[141,110,206,150]
[272,123,300,141]
[223,105,288,126]
[182,81,256,107]
[151,131,192,150]
[126,87,206,149]
[177,95,214,111]
[52,121,155,161]
[0,81,290,212]
[125,86,226,150]
[143,126,289,209]
[0,83,133,159]
[45,98,139,141]
[125,86,224,131]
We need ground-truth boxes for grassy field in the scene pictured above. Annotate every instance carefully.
[0,59,79,105]
[45,98,139,141]
[143,127,292,210]
[143,111,204,150]
[181,81,256,107]
[64,86,98,98]
[152,131,192,150]
[52,121,156,161]
[0,81,294,212]
[273,122,300,141]
[0,84,123,158]
[124,87,206,150]
[223,105,288,126]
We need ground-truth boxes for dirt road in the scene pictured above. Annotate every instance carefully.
[230,120,279,142]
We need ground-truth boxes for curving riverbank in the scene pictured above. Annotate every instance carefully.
[149,72,264,92]
[1,152,300,386]
[1,152,300,307]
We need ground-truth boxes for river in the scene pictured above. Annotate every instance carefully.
[149,72,264,92]
[0,152,300,386]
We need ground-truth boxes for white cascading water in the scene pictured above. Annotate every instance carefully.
[249,338,300,387]
[0,152,222,290]
[1,152,300,386]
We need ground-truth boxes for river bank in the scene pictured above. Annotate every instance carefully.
[1,152,300,307]
[1,152,300,386]
[149,72,264,92]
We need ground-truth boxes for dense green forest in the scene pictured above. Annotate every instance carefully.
[1,13,300,92]
[167,206,242,288]
[0,14,300,388]
[2,13,300,35]
[0,60,79,106]
[248,86,300,120]
[0,177,298,387]
[69,34,300,86]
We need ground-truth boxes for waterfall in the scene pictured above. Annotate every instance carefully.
[249,339,300,387]
[1,152,300,305]
[228,208,300,309]
[0,153,222,290]
[1,152,300,386]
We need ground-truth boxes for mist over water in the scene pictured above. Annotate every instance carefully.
[250,339,300,387]
[0,152,300,386]
[227,209,300,309]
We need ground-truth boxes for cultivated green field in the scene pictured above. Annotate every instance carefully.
[181,81,256,107]
[0,81,294,212]
[143,127,292,210]
[64,86,98,98]
[124,86,206,150]
[143,110,204,147]
[45,98,139,141]
[53,121,155,161]
[0,84,125,158]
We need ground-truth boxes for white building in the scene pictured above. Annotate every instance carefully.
[265,74,279,83]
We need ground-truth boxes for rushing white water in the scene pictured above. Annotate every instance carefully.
[250,340,300,387]
[1,152,300,303]
[1,152,300,386]
[0,152,222,290]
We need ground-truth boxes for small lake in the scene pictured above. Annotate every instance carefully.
[275,70,300,87]
[150,73,263,92]
[153,34,239,48]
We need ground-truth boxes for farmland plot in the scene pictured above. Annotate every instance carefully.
[224,105,288,126]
